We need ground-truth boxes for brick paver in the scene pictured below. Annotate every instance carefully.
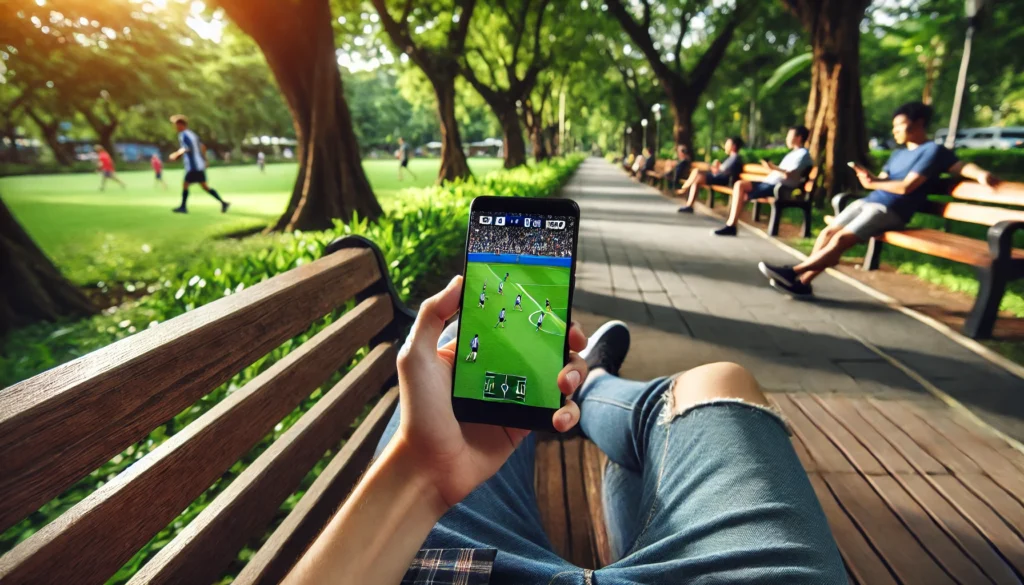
[564,158,1024,442]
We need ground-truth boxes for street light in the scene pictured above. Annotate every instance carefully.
[641,118,648,153]
[945,0,986,149]
[706,100,716,162]
[626,126,633,158]
[651,104,662,160]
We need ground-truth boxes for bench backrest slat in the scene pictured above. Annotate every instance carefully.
[922,201,1024,226]
[0,294,393,585]
[950,182,1024,208]
[127,342,398,585]
[234,387,399,585]
[0,248,380,535]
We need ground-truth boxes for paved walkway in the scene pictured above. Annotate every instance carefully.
[563,158,1024,443]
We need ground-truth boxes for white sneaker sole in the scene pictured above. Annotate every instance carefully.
[579,320,629,361]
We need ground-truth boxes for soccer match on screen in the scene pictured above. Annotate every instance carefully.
[453,210,575,410]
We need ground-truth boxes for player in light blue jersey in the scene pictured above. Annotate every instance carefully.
[465,334,479,362]
[169,115,229,214]
[494,307,506,329]
[477,292,486,308]
[535,311,545,332]
[513,294,523,311]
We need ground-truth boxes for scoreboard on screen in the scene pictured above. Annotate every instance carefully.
[482,372,528,404]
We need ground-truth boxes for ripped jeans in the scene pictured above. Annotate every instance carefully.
[374,326,846,584]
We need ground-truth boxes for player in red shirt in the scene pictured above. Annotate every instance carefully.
[95,145,126,191]
[151,153,167,189]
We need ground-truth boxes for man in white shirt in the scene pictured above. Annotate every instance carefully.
[712,125,813,236]
[168,115,229,214]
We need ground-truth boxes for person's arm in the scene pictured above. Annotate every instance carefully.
[948,161,1000,187]
[857,172,926,195]
[283,276,588,585]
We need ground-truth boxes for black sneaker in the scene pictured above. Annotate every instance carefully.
[769,278,814,297]
[712,225,737,236]
[677,206,694,214]
[172,207,187,214]
[578,320,630,377]
[758,262,797,287]
[221,201,231,213]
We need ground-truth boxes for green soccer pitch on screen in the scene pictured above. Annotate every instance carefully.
[452,211,575,410]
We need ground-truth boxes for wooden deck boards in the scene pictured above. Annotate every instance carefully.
[536,393,1024,584]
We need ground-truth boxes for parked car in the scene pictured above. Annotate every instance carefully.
[935,127,1024,149]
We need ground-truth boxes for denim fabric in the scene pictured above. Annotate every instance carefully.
[375,322,846,584]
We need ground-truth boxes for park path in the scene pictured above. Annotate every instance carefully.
[562,157,1024,442]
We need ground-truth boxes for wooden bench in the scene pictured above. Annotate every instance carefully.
[0,235,417,584]
[831,181,1024,339]
[643,159,678,189]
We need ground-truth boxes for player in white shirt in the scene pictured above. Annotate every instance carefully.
[466,334,479,362]
[257,151,266,173]
[513,294,523,311]
[494,308,507,329]
[535,311,545,332]
[168,115,229,214]
[477,292,486,308]
[497,281,504,295]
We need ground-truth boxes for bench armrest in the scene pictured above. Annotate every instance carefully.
[987,220,1024,263]
[832,192,861,215]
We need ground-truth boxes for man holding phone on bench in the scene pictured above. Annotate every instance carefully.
[758,101,999,296]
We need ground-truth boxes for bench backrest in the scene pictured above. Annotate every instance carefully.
[922,180,1024,226]
[738,164,820,198]
[0,236,414,585]
[653,159,676,174]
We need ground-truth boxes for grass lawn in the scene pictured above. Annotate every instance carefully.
[1,157,503,284]
[453,261,571,410]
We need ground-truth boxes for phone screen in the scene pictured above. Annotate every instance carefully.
[452,209,576,410]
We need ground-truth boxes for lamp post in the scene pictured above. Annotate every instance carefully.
[706,100,715,162]
[945,0,985,149]
[626,126,633,157]
[641,118,648,153]
[651,104,662,160]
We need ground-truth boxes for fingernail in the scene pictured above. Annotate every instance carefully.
[567,370,581,388]
[559,411,573,427]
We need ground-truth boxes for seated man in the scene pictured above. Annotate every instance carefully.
[676,136,744,213]
[758,101,998,296]
[630,149,647,179]
[283,277,846,584]
[712,125,813,236]
[669,143,692,187]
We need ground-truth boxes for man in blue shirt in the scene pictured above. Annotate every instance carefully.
[168,115,229,214]
[758,102,998,297]
[712,125,814,236]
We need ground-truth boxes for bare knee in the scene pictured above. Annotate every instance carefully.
[669,362,768,414]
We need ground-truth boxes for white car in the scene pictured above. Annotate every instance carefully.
[935,127,1024,150]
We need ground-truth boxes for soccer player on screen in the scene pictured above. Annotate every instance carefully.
[514,294,523,311]
[535,311,545,332]
[545,298,551,312]
[477,292,486,308]
[466,334,479,362]
[497,281,504,295]
[494,308,507,329]
[504,272,510,282]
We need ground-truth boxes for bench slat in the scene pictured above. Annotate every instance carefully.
[0,294,392,585]
[0,247,380,534]
[128,342,398,585]
[234,387,398,585]
[951,182,1024,208]
[922,201,1024,227]
[875,229,1024,266]
[582,441,612,568]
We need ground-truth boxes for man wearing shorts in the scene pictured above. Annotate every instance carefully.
[168,115,229,214]
[151,153,167,189]
[95,145,126,191]
[397,137,416,180]
[712,125,813,236]
[758,101,998,297]
[676,137,744,212]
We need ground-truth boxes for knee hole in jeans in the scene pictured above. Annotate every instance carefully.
[659,362,773,425]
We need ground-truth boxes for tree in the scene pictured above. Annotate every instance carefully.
[784,0,871,198]
[461,0,551,168]
[218,0,383,230]
[372,0,477,182]
[604,0,750,152]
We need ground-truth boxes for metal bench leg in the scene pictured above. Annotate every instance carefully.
[963,266,1007,339]
[707,190,715,208]
[862,238,882,271]
[753,201,762,223]
[767,202,781,237]
[801,203,813,238]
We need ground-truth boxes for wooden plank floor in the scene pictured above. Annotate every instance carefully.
[536,393,1024,584]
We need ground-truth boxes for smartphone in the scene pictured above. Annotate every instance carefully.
[451,196,581,432]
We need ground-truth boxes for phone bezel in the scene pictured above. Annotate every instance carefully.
[450,196,581,432]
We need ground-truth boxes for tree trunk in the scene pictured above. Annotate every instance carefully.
[26,110,73,166]
[219,0,382,231]
[668,95,696,154]
[0,198,96,336]
[795,0,871,201]
[431,74,472,182]
[529,124,548,162]
[496,105,527,168]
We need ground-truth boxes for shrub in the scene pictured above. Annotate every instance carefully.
[0,154,586,582]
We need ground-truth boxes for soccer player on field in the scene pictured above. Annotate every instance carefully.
[514,294,523,311]
[151,153,167,189]
[466,334,479,362]
[482,282,487,294]
[545,298,551,312]
[504,272,510,282]
[535,311,545,332]
[95,145,126,191]
[478,292,486,308]
[169,114,229,214]
[494,307,507,329]
[497,281,504,295]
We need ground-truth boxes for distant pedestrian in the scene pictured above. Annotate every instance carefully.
[257,151,266,173]
[396,137,416,180]
[95,145,126,191]
[151,153,167,189]
[168,114,229,214]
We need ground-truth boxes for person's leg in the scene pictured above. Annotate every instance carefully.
[112,172,126,188]
[725,180,753,226]
[591,364,846,584]
[99,173,107,191]
[175,182,191,212]
[373,320,579,583]
[200,181,230,212]
[677,168,701,194]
